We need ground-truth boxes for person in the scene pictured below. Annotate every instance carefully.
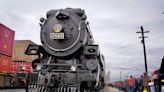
[128,76,135,92]
[148,80,155,92]
[138,75,144,92]
[135,78,139,92]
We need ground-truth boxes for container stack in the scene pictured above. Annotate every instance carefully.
[0,23,15,73]
[11,40,39,73]
[0,23,15,87]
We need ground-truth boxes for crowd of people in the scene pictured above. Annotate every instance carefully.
[125,74,157,92]
[126,75,144,92]
[107,72,158,92]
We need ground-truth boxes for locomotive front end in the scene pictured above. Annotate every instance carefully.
[27,8,106,92]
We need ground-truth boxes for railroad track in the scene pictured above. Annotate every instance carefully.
[0,89,26,92]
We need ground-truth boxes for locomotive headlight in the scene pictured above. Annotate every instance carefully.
[53,24,62,33]
[86,59,98,71]
[22,66,26,70]
[71,65,76,71]
[19,65,26,71]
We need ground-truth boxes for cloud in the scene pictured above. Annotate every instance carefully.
[0,0,164,81]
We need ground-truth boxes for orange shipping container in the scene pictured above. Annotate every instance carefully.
[0,54,12,72]
[12,40,38,62]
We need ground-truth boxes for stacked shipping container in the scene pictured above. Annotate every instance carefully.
[0,23,15,87]
[0,27,38,73]
[0,23,15,72]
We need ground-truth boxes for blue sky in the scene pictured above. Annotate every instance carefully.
[0,0,164,81]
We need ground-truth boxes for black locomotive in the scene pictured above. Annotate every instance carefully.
[26,8,106,92]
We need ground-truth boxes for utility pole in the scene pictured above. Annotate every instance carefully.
[136,26,149,91]
[136,26,149,74]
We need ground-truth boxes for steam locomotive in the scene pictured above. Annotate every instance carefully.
[26,8,106,92]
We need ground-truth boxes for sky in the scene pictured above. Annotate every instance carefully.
[0,0,164,81]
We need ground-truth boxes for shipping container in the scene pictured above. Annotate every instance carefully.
[0,54,12,72]
[0,23,15,56]
[12,40,38,62]
[11,61,33,73]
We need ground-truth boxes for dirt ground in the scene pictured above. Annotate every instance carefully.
[104,86,124,92]
[0,87,124,92]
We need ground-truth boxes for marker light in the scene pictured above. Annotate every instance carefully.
[53,24,62,33]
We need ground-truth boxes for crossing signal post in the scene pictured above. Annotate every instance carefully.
[136,26,149,92]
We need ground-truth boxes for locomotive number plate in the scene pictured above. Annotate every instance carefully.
[50,33,64,39]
